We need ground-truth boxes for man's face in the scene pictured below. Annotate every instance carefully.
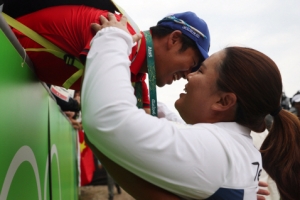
[153,32,201,87]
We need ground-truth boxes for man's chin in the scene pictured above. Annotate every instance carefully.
[166,79,174,86]
[156,79,173,87]
[156,82,166,87]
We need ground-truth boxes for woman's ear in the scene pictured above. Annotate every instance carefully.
[212,92,237,111]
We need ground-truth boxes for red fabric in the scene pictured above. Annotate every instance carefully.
[78,129,95,186]
[130,32,146,75]
[130,33,150,108]
[13,5,149,107]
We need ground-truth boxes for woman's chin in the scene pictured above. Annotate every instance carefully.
[179,93,186,98]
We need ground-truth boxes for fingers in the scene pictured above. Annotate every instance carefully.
[120,14,128,25]
[92,13,128,31]
[257,195,266,200]
[256,181,270,200]
[102,12,126,26]
[257,188,270,196]
[91,12,138,42]
[107,12,127,25]
[107,12,116,21]
[91,23,102,33]
[132,33,142,43]
[258,181,268,187]
[100,15,108,24]
[107,12,113,19]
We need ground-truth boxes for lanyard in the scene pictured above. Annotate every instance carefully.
[143,31,158,116]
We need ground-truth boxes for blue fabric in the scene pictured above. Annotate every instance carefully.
[206,188,244,200]
[157,11,210,60]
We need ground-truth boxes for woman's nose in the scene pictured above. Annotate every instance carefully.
[186,71,197,81]
[186,73,192,81]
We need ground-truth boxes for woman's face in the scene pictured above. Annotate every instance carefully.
[175,50,225,124]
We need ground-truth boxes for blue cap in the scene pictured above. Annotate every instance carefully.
[157,11,210,61]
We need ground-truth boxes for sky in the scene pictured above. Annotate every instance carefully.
[115,0,300,114]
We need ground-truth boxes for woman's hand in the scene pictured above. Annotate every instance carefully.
[91,13,142,43]
[257,181,270,200]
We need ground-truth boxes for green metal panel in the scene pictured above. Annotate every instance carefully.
[0,29,49,200]
[49,97,79,200]
[0,28,78,199]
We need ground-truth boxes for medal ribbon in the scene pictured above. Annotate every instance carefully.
[143,31,157,116]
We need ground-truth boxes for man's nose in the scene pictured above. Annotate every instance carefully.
[182,70,191,79]
[181,71,189,79]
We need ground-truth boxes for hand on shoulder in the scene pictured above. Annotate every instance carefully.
[91,13,142,43]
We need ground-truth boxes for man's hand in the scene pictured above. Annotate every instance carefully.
[91,13,142,43]
[64,111,82,130]
[257,181,270,200]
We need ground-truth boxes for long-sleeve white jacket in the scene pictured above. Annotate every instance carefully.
[81,27,262,200]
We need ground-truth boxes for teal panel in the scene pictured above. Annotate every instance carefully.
[0,30,50,200]
[49,97,79,200]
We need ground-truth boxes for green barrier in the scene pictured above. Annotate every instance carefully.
[0,28,78,199]
[49,97,78,200]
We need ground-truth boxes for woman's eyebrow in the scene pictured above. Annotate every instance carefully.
[200,63,207,70]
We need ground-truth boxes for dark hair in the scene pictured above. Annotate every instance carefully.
[217,46,300,200]
[150,25,203,61]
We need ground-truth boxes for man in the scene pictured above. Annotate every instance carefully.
[8,5,210,113]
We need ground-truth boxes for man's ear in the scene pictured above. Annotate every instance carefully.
[167,30,182,49]
[211,92,237,111]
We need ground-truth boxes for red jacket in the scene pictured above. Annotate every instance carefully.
[13,5,149,108]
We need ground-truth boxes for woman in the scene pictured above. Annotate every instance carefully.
[82,14,300,200]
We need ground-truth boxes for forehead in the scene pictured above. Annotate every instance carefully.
[185,47,201,61]
[192,48,204,65]
[202,50,225,70]
[185,47,202,69]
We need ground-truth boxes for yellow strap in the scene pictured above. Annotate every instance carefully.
[26,48,83,88]
[26,48,84,69]
[2,12,84,89]
[62,69,83,89]
[2,13,63,52]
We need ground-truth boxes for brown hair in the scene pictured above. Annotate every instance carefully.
[217,47,300,200]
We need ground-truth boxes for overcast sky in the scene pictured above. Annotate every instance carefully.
[115,0,300,114]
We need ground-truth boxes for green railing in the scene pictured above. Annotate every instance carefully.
[0,13,79,200]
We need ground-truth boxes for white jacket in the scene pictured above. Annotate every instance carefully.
[82,27,262,200]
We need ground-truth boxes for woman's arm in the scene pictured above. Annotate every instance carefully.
[85,136,180,200]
